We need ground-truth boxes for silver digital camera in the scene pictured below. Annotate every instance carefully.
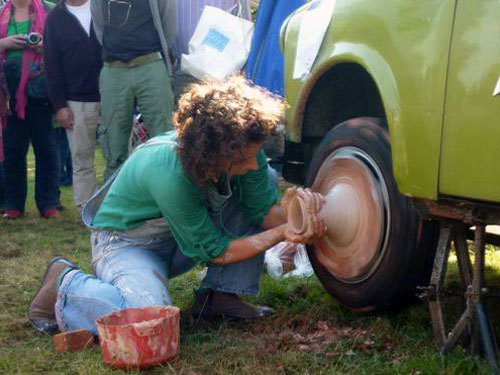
[24,32,42,46]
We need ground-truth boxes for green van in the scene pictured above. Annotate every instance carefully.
[280,0,500,311]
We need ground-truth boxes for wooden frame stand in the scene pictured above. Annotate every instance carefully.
[421,222,499,373]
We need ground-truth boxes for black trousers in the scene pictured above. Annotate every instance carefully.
[55,127,72,186]
[0,163,4,208]
[3,101,60,214]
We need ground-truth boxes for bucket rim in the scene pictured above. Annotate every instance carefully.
[95,306,180,328]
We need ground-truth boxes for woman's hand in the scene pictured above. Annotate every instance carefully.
[29,40,43,54]
[284,213,327,244]
[282,187,327,244]
[0,35,27,52]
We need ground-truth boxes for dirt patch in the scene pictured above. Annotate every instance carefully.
[244,319,374,355]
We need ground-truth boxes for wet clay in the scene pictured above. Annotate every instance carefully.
[285,188,325,242]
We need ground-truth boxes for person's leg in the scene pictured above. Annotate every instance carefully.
[61,128,73,186]
[55,128,63,185]
[55,231,177,334]
[201,167,279,296]
[201,200,264,296]
[55,127,71,186]
[0,162,5,211]
[167,246,198,279]
[3,113,30,213]
[28,104,61,215]
[99,66,135,179]
[192,168,279,319]
[66,101,100,209]
[134,60,173,137]
[0,122,3,211]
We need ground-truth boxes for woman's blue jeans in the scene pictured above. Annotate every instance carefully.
[55,168,278,334]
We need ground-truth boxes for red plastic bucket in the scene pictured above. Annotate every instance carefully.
[95,306,180,369]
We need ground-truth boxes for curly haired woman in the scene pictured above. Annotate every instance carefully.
[28,76,325,335]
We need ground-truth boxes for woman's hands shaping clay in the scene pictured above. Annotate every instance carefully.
[281,187,327,244]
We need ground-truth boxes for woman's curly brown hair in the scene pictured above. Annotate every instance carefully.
[174,75,286,187]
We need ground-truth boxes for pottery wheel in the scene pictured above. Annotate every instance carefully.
[311,154,385,281]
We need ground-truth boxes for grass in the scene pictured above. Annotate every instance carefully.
[0,147,497,374]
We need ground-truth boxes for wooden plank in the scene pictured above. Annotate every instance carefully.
[54,330,96,353]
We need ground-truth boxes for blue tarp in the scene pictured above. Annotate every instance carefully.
[246,0,306,95]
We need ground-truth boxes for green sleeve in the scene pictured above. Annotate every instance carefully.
[238,150,279,227]
[145,167,231,263]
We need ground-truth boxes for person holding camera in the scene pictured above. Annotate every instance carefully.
[0,0,60,219]
[43,0,102,213]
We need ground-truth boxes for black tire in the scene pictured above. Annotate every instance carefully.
[305,117,438,311]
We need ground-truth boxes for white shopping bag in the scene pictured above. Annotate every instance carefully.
[181,6,254,80]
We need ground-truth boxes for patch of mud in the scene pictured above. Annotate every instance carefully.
[245,318,395,357]
[246,320,356,353]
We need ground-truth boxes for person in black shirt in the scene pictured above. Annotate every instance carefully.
[44,0,102,213]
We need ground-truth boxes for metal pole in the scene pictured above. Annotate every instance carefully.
[473,225,499,374]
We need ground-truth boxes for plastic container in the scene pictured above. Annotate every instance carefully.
[95,306,180,369]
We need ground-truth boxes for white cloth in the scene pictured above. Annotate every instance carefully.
[293,0,337,80]
[493,75,500,96]
[66,0,92,36]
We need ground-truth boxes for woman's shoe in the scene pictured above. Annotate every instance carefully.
[41,208,60,219]
[3,209,23,219]
[191,289,273,320]
[28,257,77,334]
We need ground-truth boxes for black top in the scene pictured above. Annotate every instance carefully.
[43,1,102,111]
[101,0,162,62]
